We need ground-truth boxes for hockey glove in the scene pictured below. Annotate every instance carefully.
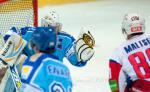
[0,32,27,66]
[75,28,95,62]
[0,32,27,90]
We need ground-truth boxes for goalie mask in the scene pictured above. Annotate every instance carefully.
[122,13,145,39]
[30,27,57,54]
[41,10,62,32]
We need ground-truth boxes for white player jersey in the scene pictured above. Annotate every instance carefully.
[109,34,150,92]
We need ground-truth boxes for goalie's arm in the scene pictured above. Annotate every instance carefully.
[65,44,87,67]
[65,30,95,67]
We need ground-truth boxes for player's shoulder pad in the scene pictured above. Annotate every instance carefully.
[58,31,75,41]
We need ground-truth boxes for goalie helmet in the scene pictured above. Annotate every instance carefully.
[122,13,145,38]
[30,27,57,53]
[41,10,62,32]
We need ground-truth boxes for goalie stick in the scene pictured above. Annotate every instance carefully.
[0,32,27,91]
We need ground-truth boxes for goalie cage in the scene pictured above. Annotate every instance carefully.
[0,0,38,35]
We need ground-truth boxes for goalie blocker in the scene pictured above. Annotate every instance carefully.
[0,32,27,91]
[75,29,95,62]
[0,32,27,66]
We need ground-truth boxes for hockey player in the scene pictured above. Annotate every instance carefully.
[109,13,150,92]
[20,27,72,92]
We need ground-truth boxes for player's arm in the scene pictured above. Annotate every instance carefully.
[109,51,128,92]
[58,32,80,66]
[109,59,122,92]
[65,29,95,67]
[62,32,86,67]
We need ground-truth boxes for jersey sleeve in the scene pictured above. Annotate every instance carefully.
[59,31,87,67]
[109,48,128,92]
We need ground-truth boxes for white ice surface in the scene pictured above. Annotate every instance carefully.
[38,0,150,92]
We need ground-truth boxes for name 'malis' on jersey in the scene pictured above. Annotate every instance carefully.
[124,36,150,54]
